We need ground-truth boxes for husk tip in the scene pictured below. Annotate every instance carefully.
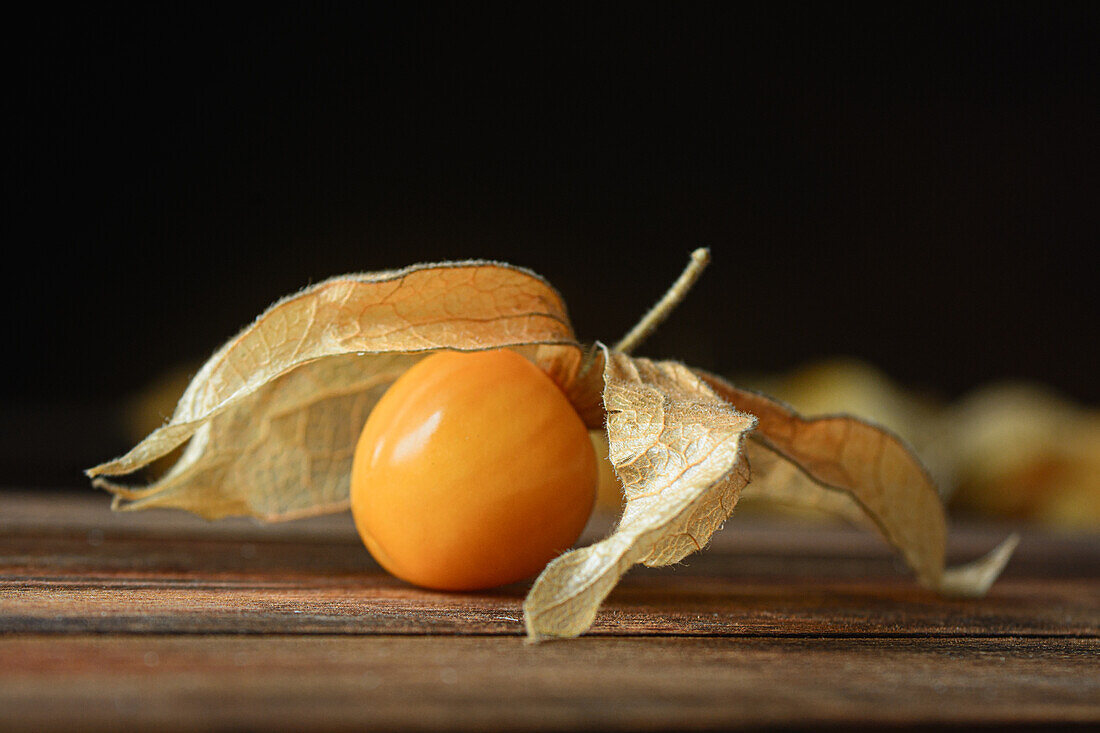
[938,532,1020,598]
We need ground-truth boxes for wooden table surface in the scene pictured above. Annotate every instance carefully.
[2,490,1097,731]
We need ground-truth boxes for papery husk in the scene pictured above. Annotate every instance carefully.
[524,350,755,641]
[88,261,595,519]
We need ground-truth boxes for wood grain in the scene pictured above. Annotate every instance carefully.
[4,549,1096,637]
[2,491,1098,730]
[3,492,1096,638]
[2,635,1097,731]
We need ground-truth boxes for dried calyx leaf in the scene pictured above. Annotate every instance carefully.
[524,349,755,641]
[87,261,593,519]
[696,376,1018,598]
[521,251,1014,640]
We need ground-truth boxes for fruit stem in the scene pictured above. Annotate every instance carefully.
[613,248,711,355]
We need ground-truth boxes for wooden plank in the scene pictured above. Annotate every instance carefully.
[2,635,1097,731]
[2,492,1098,637]
[3,492,1099,729]
[3,560,1096,637]
[5,491,1097,578]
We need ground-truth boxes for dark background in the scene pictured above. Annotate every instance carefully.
[4,5,1097,487]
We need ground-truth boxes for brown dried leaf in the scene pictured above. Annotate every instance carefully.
[523,351,755,641]
[698,374,1016,597]
[740,441,872,526]
[87,261,586,520]
[745,358,956,494]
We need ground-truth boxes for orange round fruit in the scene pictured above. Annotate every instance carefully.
[350,349,597,590]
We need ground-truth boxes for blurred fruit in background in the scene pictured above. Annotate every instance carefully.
[945,384,1100,528]
[742,359,1100,529]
